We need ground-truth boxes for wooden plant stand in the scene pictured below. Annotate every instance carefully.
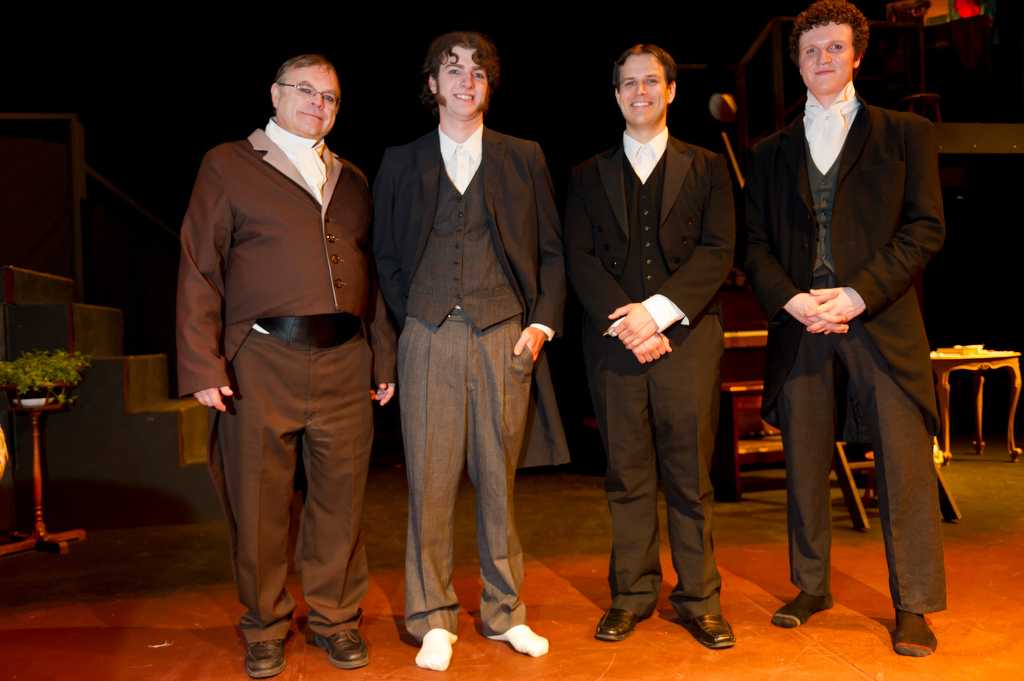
[0,401,86,557]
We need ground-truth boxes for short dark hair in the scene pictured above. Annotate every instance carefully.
[612,44,678,89]
[421,31,501,115]
[790,0,870,64]
[274,54,336,85]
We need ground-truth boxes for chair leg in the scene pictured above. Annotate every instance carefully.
[833,442,870,531]
[935,465,962,523]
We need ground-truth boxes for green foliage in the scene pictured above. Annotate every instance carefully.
[0,350,92,405]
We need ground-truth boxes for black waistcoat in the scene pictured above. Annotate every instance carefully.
[622,154,670,300]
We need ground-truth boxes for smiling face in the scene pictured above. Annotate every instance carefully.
[429,45,489,127]
[797,22,862,107]
[614,53,676,140]
[270,64,340,140]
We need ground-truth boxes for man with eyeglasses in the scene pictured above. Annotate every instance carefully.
[373,31,568,672]
[177,53,395,678]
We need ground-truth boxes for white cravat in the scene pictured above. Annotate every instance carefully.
[266,118,327,204]
[804,81,860,174]
[623,127,669,184]
[439,125,483,194]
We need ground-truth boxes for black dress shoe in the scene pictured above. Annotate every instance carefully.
[245,638,285,679]
[310,629,369,669]
[680,614,736,649]
[595,608,640,641]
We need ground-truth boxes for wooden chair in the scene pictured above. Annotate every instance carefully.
[833,441,962,531]
[712,380,785,501]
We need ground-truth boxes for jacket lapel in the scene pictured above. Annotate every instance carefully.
[660,138,694,225]
[780,119,813,214]
[414,130,443,268]
[597,147,628,236]
[482,128,506,235]
[321,152,342,217]
[247,129,321,206]
[837,98,871,186]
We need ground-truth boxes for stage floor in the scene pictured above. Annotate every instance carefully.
[2,440,1022,681]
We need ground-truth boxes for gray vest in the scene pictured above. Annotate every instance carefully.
[806,141,840,277]
[406,164,522,330]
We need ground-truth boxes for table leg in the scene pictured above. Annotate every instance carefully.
[1008,362,1022,463]
[937,370,952,463]
[972,374,985,455]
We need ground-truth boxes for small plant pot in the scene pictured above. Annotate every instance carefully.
[15,396,51,408]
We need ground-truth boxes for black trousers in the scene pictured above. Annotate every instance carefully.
[777,320,947,613]
[586,315,724,619]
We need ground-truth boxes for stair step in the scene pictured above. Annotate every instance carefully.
[122,354,170,413]
[0,266,74,304]
[1,302,123,359]
[142,398,210,466]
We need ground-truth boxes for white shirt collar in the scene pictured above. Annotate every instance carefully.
[266,117,324,155]
[438,124,484,166]
[623,127,669,163]
[623,127,669,183]
[804,81,860,120]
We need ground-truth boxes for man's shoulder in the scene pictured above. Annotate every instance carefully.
[484,128,539,151]
[864,104,933,136]
[201,138,258,167]
[571,145,619,176]
[332,152,369,186]
[383,129,438,157]
[750,124,792,158]
[668,136,722,164]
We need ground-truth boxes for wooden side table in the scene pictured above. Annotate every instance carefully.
[930,349,1021,463]
[0,400,87,556]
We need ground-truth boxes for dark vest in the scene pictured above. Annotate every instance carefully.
[622,154,670,300]
[806,140,841,277]
[406,164,521,329]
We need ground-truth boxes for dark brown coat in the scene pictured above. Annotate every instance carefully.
[176,129,395,396]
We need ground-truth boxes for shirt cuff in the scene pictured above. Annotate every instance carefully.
[529,323,555,341]
[642,294,689,332]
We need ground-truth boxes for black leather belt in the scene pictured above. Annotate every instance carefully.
[256,313,361,348]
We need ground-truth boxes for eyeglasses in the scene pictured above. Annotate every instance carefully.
[276,82,339,108]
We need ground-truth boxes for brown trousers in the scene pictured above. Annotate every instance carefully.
[213,330,373,642]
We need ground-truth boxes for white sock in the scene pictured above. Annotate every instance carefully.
[487,624,549,657]
[415,628,458,671]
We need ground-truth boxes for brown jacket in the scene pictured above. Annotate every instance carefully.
[176,129,395,396]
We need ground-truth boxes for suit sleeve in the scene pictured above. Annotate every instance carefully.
[367,268,397,385]
[176,150,233,397]
[371,147,407,325]
[528,142,567,334]
[655,153,735,318]
[564,165,632,325]
[742,143,802,320]
[845,116,945,316]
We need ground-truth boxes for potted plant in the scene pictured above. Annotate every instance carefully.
[0,349,92,408]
